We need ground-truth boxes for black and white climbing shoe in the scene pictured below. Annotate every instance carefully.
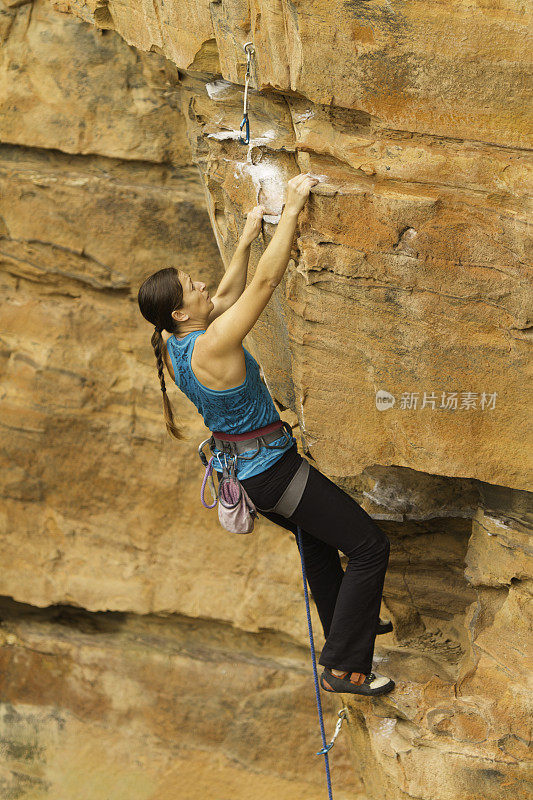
[376,616,393,635]
[320,667,395,696]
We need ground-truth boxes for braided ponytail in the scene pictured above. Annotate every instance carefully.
[151,326,186,441]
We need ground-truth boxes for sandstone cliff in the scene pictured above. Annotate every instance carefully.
[0,1,531,798]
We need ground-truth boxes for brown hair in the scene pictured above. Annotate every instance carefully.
[137,266,188,441]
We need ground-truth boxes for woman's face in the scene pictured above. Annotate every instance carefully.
[174,269,213,324]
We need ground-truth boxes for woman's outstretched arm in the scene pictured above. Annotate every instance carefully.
[212,237,252,307]
[211,205,265,309]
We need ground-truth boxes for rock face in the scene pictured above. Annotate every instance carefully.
[0,1,531,798]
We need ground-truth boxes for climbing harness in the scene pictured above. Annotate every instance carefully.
[198,420,302,533]
[198,419,294,513]
[239,41,255,144]
[199,416,307,526]
[296,523,349,798]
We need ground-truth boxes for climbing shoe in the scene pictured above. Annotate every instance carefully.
[320,667,395,696]
[376,616,393,635]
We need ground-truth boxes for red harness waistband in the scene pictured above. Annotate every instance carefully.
[211,420,285,442]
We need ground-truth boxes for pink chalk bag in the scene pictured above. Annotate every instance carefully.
[201,450,258,534]
[198,420,308,534]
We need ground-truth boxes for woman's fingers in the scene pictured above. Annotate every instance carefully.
[293,172,311,186]
[290,172,321,191]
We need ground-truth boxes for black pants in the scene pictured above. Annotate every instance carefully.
[239,442,390,674]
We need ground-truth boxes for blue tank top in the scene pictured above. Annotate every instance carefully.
[166,330,296,479]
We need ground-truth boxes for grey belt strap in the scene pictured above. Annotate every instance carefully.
[212,421,292,455]
[259,458,310,518]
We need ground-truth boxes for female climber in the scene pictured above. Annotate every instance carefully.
[137,171,395,696]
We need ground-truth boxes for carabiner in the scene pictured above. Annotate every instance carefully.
[198,437,213,467]
[217,450,237,475]
[315,708,348,755]
[239,114,250,145]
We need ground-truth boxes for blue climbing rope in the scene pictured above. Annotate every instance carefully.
[296,524,334,799]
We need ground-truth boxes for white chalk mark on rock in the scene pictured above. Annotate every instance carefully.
[293,109,315,123]
[206,126,329,223]
[205,80,234,100]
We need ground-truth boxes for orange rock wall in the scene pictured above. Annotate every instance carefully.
[0,1,531,798]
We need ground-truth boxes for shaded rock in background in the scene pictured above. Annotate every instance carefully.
[0,0,187,162]
[0,597,362,799]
